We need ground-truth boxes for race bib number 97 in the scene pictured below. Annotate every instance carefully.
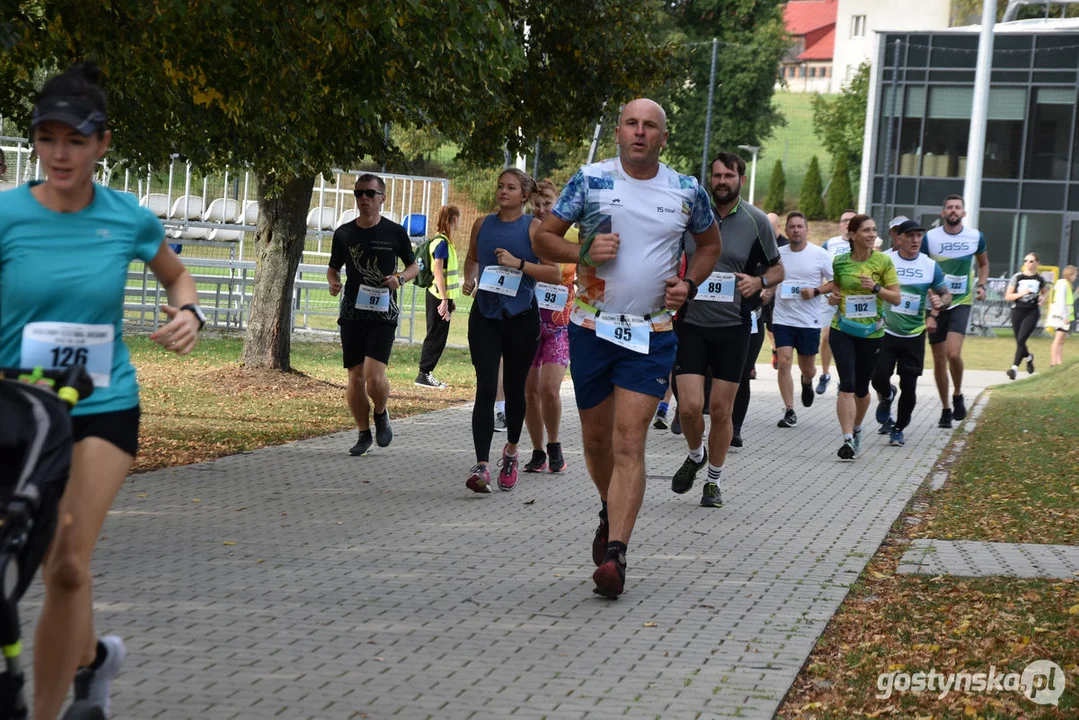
[356,284,390,312]
[20,322,114,388]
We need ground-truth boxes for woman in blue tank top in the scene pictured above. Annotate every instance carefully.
[0,63,202,717]
[460,169,560,494]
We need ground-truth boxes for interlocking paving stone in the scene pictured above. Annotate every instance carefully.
[19,366,999,718]
[897,539,1079,578]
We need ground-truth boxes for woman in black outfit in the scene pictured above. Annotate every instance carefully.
[1004,253,1048,379]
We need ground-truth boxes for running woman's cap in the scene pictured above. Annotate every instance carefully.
[31,96,107,136]
[888,215,910,230]
[894,219,926,235]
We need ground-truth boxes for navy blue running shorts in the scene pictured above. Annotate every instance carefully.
[772,324,821,357]
[568,322,677,410]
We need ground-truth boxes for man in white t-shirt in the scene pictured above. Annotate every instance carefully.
[816,208,856,395]
[534,98,720,599]
[768,211,833,428]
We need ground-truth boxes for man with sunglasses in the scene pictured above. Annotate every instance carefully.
[327,174,418,456]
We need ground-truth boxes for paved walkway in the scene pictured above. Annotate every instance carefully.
[24,366,999,719]
[898,540,1079,578]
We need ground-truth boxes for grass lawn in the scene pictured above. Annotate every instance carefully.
[758,92,835,209]
[129,335,474,473]
[777,360,1079,719]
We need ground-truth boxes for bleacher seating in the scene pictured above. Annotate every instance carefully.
[306,206,337,231]
[336,209,359,228]
[141,193,171,219]
[204,198,244,241]
[169,195,208,239]
[402,213,427,238]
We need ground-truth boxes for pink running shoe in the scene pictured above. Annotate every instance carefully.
[497,449,519,491]
[466,464,491,493]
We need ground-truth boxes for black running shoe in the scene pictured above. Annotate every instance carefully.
[777,408,797,428]
[592,518,608,567]
[952,394,967,422]
[1006,367,1017,380]
[878,417,894,435]
[349,430,373,456]
[374,410,393,447]
[493,411,507,432]
[801,381,814,407]
[1026,355,1035,375]
[523,449,547,473]
[938,408,953,429]
[730,427,743,448]
[672,451,707,494]
[547,442,567,473]
[700,481,723,508]
[670,412,682,435]
[837,439,856,460]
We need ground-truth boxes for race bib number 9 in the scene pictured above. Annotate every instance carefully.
[945,273,969,296]
[535,282,569,311]
[595,313,650,354]
[20,322,114,388]
[695,272,735,303]
[356,284,390,312]
[893,292,922,316]
[845,294,877,319]
[479,266,523,297]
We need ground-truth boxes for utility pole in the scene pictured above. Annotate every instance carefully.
[963,0,998,229]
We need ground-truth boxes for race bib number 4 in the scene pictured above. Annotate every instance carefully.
[595,313,650,354]
[535,282,569,312]
[945,273,969,296]
[479,266,523,297]
[893,292,922,316]
[20,322,114,388]
[845,294,877,319]
[355,284,390,312]
[695,272,735,302]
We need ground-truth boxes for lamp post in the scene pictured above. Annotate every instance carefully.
[738,144,760,205]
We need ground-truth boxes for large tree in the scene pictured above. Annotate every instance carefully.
[659,0,791,178]
[1,0,523,370]
[810,61,869,173]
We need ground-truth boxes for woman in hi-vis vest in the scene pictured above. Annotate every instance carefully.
[416,205,461,388]
[1048,264,1077,367]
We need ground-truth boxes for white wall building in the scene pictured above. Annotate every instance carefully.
[830,0,953,92]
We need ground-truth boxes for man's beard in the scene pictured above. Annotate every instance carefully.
[711,183,742,206]
[944,214,962,227]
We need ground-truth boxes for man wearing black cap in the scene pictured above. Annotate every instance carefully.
[871,220,952,446]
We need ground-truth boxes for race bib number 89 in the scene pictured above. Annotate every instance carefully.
[20,322,114,388]
[695,272,735,303]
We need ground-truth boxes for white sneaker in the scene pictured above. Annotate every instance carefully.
[73,635,126,717]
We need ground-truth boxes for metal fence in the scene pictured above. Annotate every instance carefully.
[2,134,451,340]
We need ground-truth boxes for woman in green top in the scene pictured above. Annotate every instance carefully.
[826,214,900,459]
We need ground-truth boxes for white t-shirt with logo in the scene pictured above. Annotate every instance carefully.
[773,243,834,328]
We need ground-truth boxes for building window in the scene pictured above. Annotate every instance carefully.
[1026,88,1074,181]
[851,15,867,38]
[810,67,817,78]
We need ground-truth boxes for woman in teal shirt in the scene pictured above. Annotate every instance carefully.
[0,63,202,718]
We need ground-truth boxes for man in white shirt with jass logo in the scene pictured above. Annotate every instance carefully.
[534,98,720,599]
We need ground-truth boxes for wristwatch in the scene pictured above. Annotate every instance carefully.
[180,303,206,330]
[397,274,405,287]
[683,278,699,300]
[813,288,821,297]
[872,283,882,294]
[761,276,769,289]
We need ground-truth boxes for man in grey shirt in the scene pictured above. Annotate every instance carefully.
[671,152,783,507]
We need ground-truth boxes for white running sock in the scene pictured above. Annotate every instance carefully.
[495,400,506,414]
[853,425,863,434]
[843,433,854,442]
[688,445,705,463]
[706,463,723,483]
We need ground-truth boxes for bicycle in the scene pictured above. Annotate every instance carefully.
[0,365,102,720]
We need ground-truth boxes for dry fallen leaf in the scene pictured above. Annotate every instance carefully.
[222,541,235,546]
[643,622,657,628]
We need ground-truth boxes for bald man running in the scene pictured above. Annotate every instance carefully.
[534,98,720,599]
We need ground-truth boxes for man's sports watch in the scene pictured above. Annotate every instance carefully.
[181,303,206,330]
[683,278,699,300]
[872,283,882,294]
[761,276,769,289]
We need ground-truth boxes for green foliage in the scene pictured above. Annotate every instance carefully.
[660,0,791,175]
[800,155,826,220]
[826,153,854,219]
[763,159,786,214]
[810,61,869,170]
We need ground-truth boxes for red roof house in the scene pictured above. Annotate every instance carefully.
[784,0,837,63]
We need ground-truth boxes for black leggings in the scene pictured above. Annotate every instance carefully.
[1011,307,1040,366]
[468,307,540,463]
[829,330,881,398]
[871,372,918,430]
[733,327,766,429]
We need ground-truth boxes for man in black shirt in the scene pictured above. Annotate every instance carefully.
[327,173,418,456]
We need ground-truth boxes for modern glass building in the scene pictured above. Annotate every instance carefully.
[859,18,1079,275]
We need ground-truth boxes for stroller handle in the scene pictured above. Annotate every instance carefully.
[0,365,94,407]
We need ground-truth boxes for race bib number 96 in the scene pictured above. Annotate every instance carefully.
[20,321,114,388]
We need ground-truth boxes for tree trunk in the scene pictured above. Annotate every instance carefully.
[240,173,317,371]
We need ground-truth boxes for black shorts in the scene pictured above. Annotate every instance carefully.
[72,406,141,457]
[674,320,750,384]
[876,332,926,378]
[928,304,972,345]
[340,320,397,368]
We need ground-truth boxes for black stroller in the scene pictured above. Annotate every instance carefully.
[0,366,103,720]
